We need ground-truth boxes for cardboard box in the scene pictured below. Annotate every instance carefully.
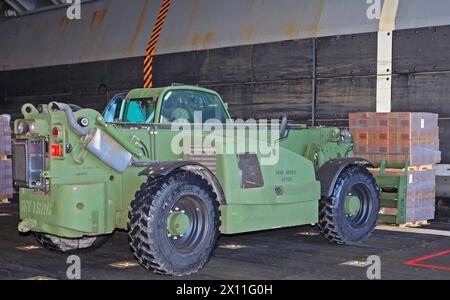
[405,169,436,222]
[0,160,13,199]
[350,112,441,166]
[0,115,12,157]
[370,168,436,223]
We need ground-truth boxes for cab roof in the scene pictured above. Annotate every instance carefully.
[126,85,220,100]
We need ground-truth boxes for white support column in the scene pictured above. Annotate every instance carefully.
[376,0,399,113]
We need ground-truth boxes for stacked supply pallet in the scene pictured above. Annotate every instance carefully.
[368,167,436,226]
[350,113,441,166]
[350,112,440,226]
[0,115,13,203]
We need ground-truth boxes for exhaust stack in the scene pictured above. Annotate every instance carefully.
[84,128,132,173]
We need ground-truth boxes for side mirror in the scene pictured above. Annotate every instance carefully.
[280,115,288,139]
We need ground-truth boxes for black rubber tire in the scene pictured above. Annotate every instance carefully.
[128,171,220,276]
[34,233,110,253]
[319,165,379,245]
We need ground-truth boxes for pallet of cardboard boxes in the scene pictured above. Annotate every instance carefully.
[0,115,13,204]
[350,112,440,227]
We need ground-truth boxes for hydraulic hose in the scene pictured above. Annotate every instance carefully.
[50,102,88,137]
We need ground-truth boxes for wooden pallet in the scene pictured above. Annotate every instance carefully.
[407,165,434,171]
[399,221,430,228]
[379,220,430,229]
[368,166,435,177]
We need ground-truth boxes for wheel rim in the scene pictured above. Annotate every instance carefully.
[344,183,372,229]
[166,195,209,254]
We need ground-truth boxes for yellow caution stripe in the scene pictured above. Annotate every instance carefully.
[144,0,173,88]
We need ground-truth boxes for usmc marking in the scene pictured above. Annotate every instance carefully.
[21,200,53,216]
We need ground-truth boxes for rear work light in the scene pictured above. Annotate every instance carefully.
[50,144,64,157]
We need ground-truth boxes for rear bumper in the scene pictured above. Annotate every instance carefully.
[19,183,111,238]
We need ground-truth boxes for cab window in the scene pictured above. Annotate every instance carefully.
[103,93,126,122]
[160,90,229,124]
[124,98,157,123]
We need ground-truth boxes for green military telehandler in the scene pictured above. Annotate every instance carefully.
[12,85,379,276]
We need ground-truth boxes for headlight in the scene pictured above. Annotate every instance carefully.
[28,121,37,134]
[17,121,28,135]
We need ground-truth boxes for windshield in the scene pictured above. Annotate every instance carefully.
[123,98,157,123]
[160,90,229,124]
[103,93,126,122]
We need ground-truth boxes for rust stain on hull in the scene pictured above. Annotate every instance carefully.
[191,33,200,48]
[89,9,108,28]
[128,0,149,57]
[98,9,108,27]
[90,11,98,27]
[243,26,256,42]
[285,21,300,39]
[203,31,215,48]
[80,9,108,62]
[309,0,325,37]
[51,15,71,64]
[187,0,202,29]
[58,17,65,27]
[185,0,203,49]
